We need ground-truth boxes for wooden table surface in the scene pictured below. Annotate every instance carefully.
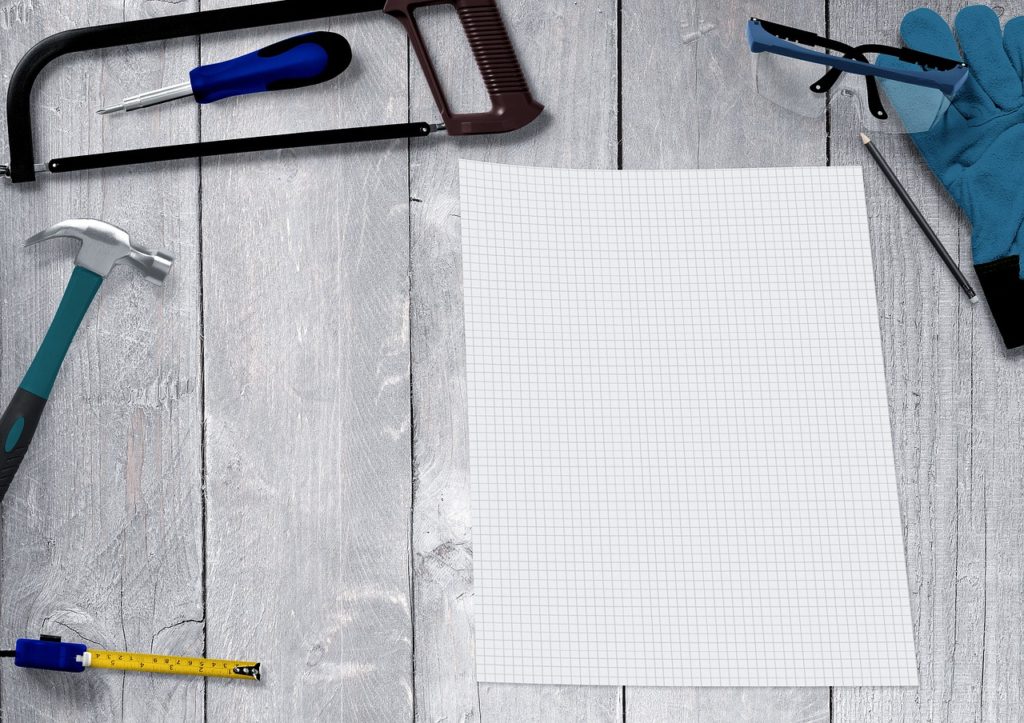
[0,0,1021,720]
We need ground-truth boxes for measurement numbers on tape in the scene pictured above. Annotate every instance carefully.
[4,636,261,682]
[84,649,260,680]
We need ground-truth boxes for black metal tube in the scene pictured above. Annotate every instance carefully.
[6,0,383,182]
[46,122,432,174]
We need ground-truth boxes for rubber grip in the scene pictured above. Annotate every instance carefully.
[0,387,48,502]
[190,31,352,104]
[384,0,543,135]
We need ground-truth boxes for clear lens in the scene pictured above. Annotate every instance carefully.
[754,52,951,134]
[754,51,829,119]
[875,76,950,133]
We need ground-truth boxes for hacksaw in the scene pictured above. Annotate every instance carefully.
[2,0,544,183]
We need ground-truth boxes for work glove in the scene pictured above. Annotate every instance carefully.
[890,5,1024,349]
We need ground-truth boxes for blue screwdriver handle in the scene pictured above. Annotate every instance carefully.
[189,31,352,105]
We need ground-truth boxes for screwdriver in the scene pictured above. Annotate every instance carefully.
[4,635,261,681]
[98,31,352,114]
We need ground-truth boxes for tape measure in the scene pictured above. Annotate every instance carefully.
[84,649,260,680]
[6,635,260,681]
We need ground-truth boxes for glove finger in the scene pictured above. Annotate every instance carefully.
[1003,17,1024,82]
[961,122,1024,264]
[902,7,961,57]
[901,7,993,121]
[955,5,1022,110]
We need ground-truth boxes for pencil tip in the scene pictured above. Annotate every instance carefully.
[859,132,871,144]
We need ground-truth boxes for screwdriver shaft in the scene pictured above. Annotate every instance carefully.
[98,81,192,114]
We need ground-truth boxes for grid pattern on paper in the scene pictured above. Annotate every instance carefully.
[459,161,918,688]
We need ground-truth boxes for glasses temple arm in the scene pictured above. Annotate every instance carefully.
[810,38,962,94]
[862,75,886,119]
[810,51,888,119]
[812,48,871,92]
[756,19,861,58]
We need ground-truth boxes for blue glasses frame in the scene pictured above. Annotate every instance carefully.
[747,18,968,120]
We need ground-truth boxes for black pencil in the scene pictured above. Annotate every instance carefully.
[859,132,979,303]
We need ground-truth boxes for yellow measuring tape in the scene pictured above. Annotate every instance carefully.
[84,649,260,680]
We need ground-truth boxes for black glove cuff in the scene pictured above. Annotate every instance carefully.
[975,255,1024,349]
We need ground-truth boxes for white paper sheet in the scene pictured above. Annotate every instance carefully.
[460,161,917,688]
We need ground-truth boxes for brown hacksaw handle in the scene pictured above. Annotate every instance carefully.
[384,0,544,135]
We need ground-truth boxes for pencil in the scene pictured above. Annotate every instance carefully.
[859,132,979,303]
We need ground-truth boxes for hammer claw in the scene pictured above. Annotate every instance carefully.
[0,218,174,504]
[22,219,172,284]
[25,218,124,245]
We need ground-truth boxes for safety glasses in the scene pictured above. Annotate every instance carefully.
[747,18,969,133]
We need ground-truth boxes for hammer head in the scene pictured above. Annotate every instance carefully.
[24,219,174,285]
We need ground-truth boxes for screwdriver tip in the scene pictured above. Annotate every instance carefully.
[97,105,123,115]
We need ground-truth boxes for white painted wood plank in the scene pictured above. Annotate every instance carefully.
[408,1,621,720]
[2,0,1019,720]
[829,2,1024,721]
[625,688,828,723]
[622,0,828,170]
[200,3,413,720]
[0,0,203,720]
[478,683,624,723]
[621,0,829,719]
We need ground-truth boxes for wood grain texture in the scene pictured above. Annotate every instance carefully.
[621,1,829,719]
[0,0,203,720]
[407,1,620,721]
[199,4,413,721]
[0,0,1021,720]
[830,2,1024,722]
[624,687,829,723]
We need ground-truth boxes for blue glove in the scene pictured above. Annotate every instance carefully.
[894,5,1024,348]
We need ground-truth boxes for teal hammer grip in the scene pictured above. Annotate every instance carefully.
[0,266,102,501]
[0,388,48,500]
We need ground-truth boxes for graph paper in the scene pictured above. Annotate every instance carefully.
[459,161,918,688]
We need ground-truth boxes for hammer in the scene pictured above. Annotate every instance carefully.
[0,220,173,502]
